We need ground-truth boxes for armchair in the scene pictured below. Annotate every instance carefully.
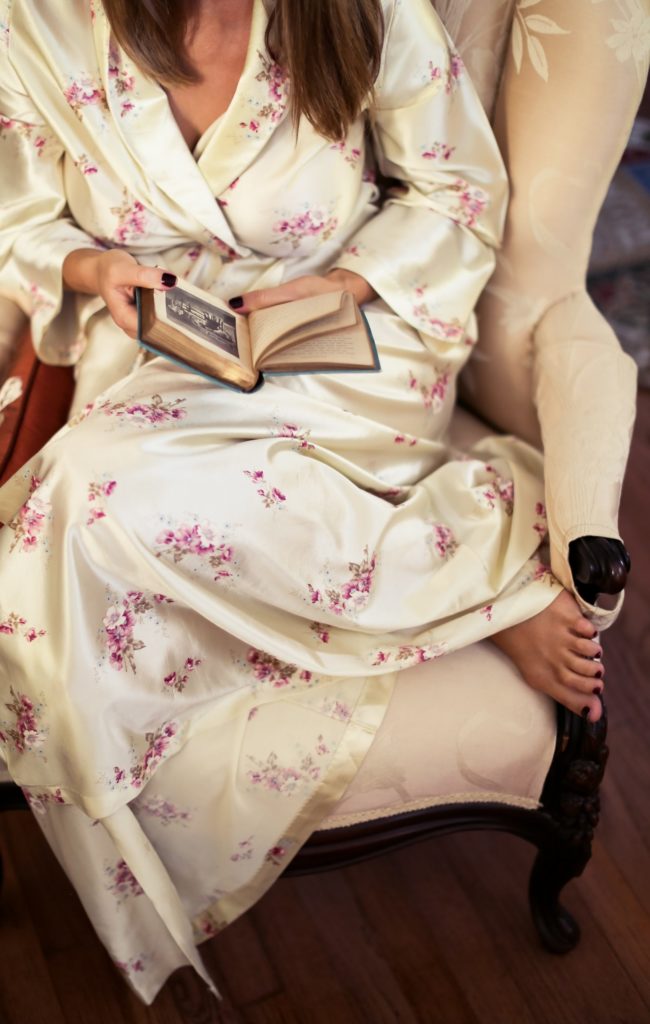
[0,0,643,968]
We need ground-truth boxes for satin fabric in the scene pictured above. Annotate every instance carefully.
[0,0,607,1004]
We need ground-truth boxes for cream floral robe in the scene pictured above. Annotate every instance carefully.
[0,0,582,1004]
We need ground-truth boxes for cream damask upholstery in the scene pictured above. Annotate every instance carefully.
[0,1,647,820]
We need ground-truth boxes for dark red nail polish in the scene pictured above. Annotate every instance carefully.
[595,669,603,679]
[591,630,598,639]
[581,706,590,719]
[161,272,177,287]
[592,687,602,696]
[229,296,244,309]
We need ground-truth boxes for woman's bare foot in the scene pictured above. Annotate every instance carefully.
[489,589,604,722]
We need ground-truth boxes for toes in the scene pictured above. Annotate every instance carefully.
[571,615,598,640]
[571,637,602,660]
[553,683,603,722]
[560,667,603,695]
[566,654,605,683]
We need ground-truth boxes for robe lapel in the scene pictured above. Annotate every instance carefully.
[93,0,285,254]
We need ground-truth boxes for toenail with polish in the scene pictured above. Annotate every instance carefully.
[593,687,602,696]
[581,706,590,719]
[591,630,598,639]
[595,669,603,679]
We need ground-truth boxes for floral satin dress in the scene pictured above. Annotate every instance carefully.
[0,0,568,1003]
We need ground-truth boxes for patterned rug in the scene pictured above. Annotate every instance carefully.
[588,118,650,389]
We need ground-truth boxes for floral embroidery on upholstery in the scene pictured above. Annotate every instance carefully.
[0,687,48,756]
[243,469,287,508]
[105,858,144,902]
[98,393,187,426]
[307,546,377,616]
[162,656,202,694]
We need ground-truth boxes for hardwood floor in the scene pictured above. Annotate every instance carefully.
[1,392,649,1024]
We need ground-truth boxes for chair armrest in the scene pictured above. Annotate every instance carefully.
[568,536,630,605]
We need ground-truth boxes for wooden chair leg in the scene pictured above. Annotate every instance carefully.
[528,699,608,953]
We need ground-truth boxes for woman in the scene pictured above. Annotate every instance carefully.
[0,0,608,1002]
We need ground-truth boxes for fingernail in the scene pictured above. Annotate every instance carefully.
[591,630,598,639]
[228,296,244,309]
[592,687,602,696]
[161,273,177,287]
[581,706,590,719]
[595,669,603,679]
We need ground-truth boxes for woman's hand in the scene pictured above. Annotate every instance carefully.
[62,248,177,338]
[227,268,377,314]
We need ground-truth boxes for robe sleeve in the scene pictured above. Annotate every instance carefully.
[0,31,104,364]
[332,0,509,341]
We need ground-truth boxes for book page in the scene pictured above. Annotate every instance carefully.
[152,282,252,369]
[249,291,350,365]
[260,328,374,370]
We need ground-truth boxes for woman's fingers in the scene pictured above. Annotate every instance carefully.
[229,275,335,314]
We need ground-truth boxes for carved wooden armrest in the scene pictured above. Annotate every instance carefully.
[568,536,630,605]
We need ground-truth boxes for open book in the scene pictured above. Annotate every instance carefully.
[136,277,379,391]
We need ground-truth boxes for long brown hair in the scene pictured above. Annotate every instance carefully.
[102,0,384,140]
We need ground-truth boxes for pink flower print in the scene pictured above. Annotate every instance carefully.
[75,153,98,175]
[344,245,361,257]
[252,51,289,122]
[0,687,47,755]
[162,656,202,694]
[449,178,489,229]
[394,433,417,447]
[153,593,174,604]
[428,53,464,94]
[309,621,330,644]
[319,698,352,722]
[480,604,494,622]
[274,423,315,450]
[244,469,287,508]
[246,648,312,688]
[108,43,136,116]
[27,283,56,316]
[154,521,233,580]
[127,722,179,789]
[407,367,451,413]
[115,955,148,978]
[102,591,153,673]
[64,74,108,116]
[248,706,258,720]
[110,189,147,244]
[533,501,548,539]
[307,546,377,617]
[194,912,224,940]
[98,393,187,426]
[22,787,65,815]
[330,140,362,168]
[230,836,254,862]
[0,611,44,643]
[105,858,144,903]
[240,118,260,133]
[422,141,456,161]
[372,641,447,668]
[432,522,458,560]
[137,795,191,827]
[533,560,554,583]
[246,736,329,795]
[480,464,514,517]
[7,476,51,553]
[271,209,339,250]
[87,478,117,526]
[185,245,202,262]
[372,650,390,666]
